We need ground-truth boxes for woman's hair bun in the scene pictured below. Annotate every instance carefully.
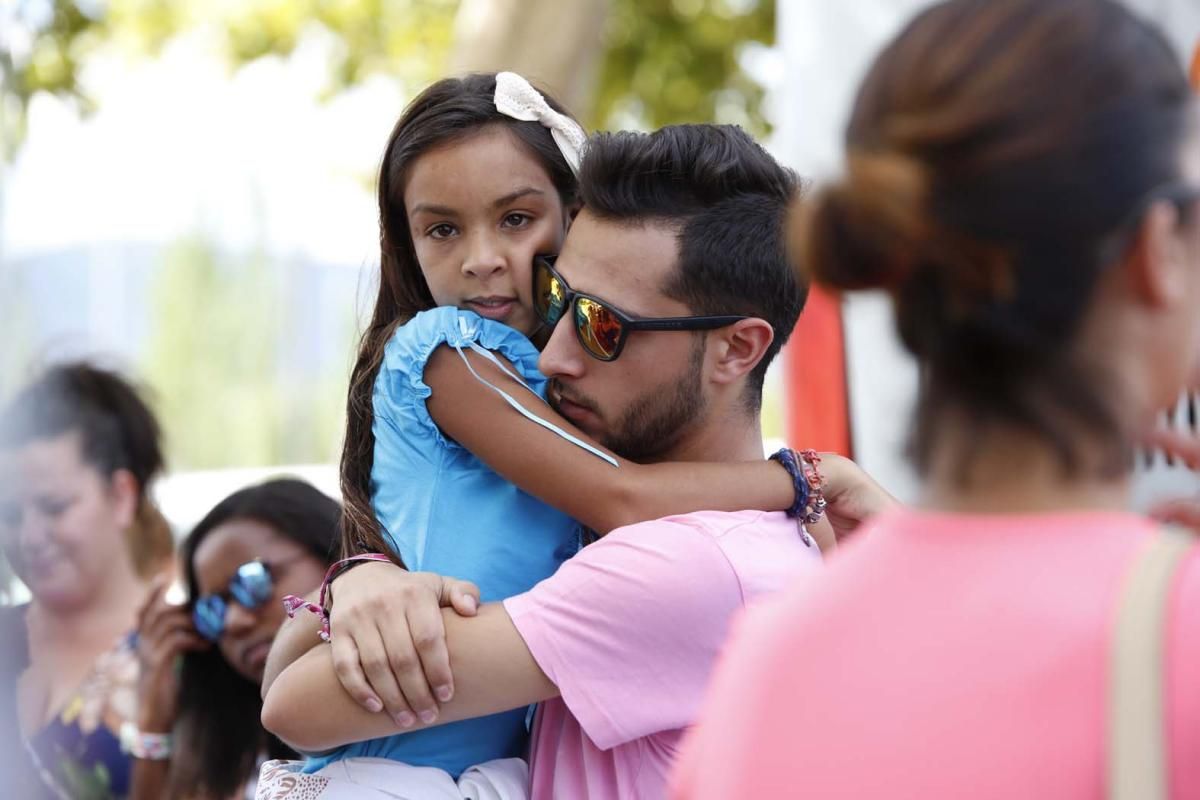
[792,149,1012,307]
[791,151,932,292]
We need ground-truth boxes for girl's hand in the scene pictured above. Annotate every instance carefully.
[134,580,209,733]
[327,563,480,728]
[816,453,899,543]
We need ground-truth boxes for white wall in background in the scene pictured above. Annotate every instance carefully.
[776,0,1200,506]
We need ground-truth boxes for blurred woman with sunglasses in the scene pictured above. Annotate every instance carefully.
[129,478,337,800]
[0,362,174,800]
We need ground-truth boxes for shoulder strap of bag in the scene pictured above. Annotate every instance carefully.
[1109,525,1195,800]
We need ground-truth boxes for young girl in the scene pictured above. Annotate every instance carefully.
[259,71,818,797]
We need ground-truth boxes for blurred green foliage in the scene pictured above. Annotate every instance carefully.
[145,237,347,469]
[595,0,774,134]
[3,0,773,161]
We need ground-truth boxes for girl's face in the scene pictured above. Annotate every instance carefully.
[404,125,570,337]
[191,518,326,684]
[0,432,138,612]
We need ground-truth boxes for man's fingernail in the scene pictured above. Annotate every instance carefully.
[395,711,415,728]
[419,708,438,724]
[436,685,453,702]
[463,596,477,612]
[365,698,382,713]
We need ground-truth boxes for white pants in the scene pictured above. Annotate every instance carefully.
[255,757,530,800]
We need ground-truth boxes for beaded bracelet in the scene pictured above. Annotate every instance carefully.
[282,553,393,642]
[769,447,827,525]
[797,448,828,525]
[119,723,172,760]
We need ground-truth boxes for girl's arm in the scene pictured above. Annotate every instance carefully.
[262,601,552,754]
[423,345,795,534]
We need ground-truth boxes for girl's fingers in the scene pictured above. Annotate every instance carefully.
[404,603,452,708]
[383,620,439,726]
[443,579,481,617]
[330,628,395,720]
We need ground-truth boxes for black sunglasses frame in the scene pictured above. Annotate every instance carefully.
[533,255,749,362]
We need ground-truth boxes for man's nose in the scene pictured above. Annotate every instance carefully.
[538,315,586,379]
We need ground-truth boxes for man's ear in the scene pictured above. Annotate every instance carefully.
[1125,200,1187,308]
[708,318,775,386]
[564,201,583,225]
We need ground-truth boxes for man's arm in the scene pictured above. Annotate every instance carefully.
[261,603,558,753]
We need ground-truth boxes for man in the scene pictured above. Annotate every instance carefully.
[262,124,888,797]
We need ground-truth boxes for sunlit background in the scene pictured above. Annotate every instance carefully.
[2,0,1198,589]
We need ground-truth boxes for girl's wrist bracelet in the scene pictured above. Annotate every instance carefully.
[282,553,394,642]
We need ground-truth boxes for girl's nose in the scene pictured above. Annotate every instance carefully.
[462,235,506,280]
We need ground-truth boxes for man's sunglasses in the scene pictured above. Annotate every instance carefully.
[192,556,305,642]
[533,255,749,362]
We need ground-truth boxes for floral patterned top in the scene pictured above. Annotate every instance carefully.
[8,606,139,800]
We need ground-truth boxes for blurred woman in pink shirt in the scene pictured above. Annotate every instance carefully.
[673,0,1200,797]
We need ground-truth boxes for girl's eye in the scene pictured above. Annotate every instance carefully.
[502,213,532,229]
[427,223,457,240]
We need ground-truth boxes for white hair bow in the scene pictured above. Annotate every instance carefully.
[494,71,586,176]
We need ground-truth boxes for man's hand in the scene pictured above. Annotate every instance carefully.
[1146,428,1200,532]
[818,453,899,543]
[327,562,480,728]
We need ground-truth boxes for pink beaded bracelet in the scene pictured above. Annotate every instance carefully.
[283,552,393,642]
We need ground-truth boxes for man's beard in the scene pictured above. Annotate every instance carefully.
[602,336,707,463]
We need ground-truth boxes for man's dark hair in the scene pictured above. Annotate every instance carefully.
[578,124,808,405]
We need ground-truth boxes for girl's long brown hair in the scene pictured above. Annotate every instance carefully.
[340,73,580,561]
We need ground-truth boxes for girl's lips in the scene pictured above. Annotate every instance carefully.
[465,298,518,321]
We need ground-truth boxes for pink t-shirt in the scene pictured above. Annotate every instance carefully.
[672,509,1200,799]
[502,509,821,800]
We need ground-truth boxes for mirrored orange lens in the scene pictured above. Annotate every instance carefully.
[535,263,567,324]
[575,297,623,359]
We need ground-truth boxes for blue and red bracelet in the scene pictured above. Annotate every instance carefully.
[769,447,827,525]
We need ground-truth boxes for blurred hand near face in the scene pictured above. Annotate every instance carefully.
[134,579,209,734]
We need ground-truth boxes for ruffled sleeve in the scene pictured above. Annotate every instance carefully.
[373,306,546,449]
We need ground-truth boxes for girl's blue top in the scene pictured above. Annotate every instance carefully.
[304,307,583,777]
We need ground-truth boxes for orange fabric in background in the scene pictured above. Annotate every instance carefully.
[1191,40,1199,89]
[784,285,852,456]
